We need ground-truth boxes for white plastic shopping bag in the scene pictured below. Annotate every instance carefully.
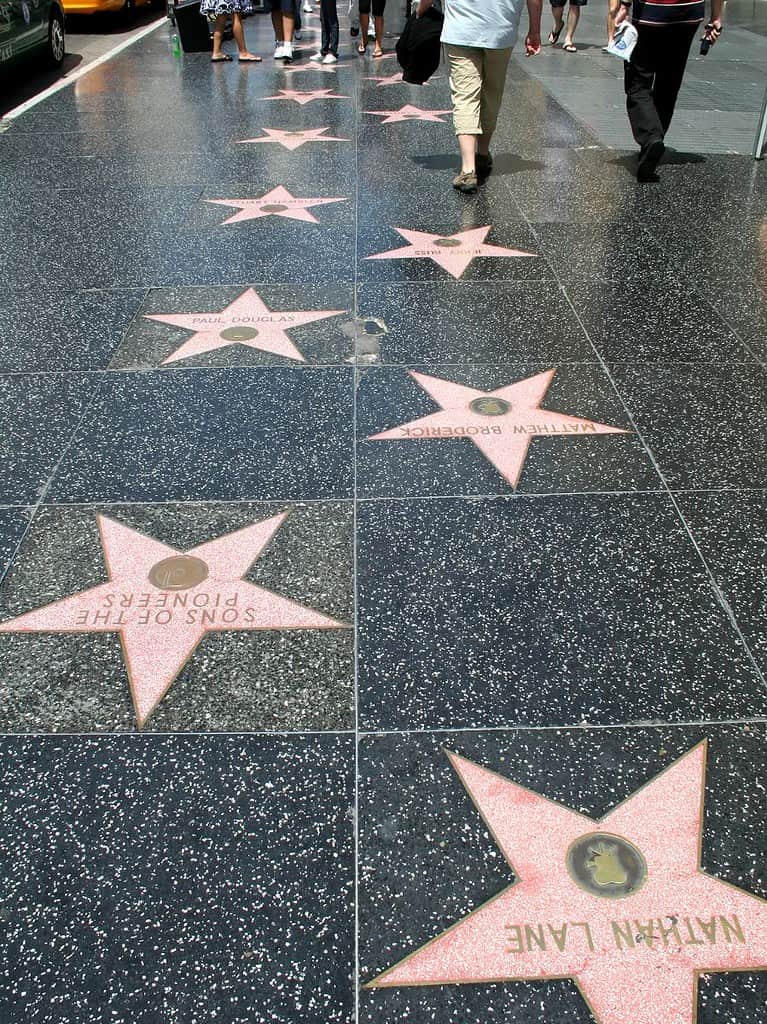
[607,22,638,61]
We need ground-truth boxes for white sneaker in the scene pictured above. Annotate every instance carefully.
[310,51,323,61]
[322,53,338,64]
[282,41,293,62]
[302,0,312,10]
[274,42,285,59]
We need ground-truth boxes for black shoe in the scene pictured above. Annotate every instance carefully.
[637,138,665,181]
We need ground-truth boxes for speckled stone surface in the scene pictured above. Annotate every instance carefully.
[609,363,767,491]
[0,733,354,1023]
[679,490,767,678]
[0,373,95,505]
[0,502,353,732]
[0,289,146,373]
[359,725,767,1024]
[357,494,766,731]
[356,363,657,497]
[46,367,354,503]
[0,509,31,583]
[354,282,594,365]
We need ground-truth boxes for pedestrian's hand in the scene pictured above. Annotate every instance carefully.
[702,18,722,45]
[525,31,541,56]
[614,4,628,27]
[415,0,432,15]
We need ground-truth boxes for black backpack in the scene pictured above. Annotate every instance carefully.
[395,8,444,85]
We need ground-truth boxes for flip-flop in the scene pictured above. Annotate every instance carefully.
[547,27,562,44]
[238,55,262,62]
[357,42,367,54]
[372,49,384,58]
[563,43,577,52]
[211,54,233,62]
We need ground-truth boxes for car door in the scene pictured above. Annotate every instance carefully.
[13,0,49,56]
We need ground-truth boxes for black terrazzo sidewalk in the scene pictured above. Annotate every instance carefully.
[1,4,767,1022]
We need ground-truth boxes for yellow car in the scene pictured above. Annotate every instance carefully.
[61,0,152,18]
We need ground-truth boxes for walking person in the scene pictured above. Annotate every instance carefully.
[616,0,723,180]
[548,0,586,52]
[271,0,297,61]
[417,0,542,194]
[311,0,340,62]
[203,0,262,61]
[358,0,386,56]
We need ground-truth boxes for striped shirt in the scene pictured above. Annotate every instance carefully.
[631,0,705,26]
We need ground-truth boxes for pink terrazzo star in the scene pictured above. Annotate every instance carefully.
[143,287,345,365]
[366,226,536,279]
[237,127,349,150]
[262,87,349,105]
[364,104,452,124]
[204,186,347,225]
[368,745,767,1024]
[364,72,406,87]
[0,514,347,728]
[368,369,628,488]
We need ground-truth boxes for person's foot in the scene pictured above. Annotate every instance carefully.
[238,53,262,62]
[548,25,563,43]
[637,138,665,181]
[282,41,294,62]
[310,51,323,61]
[453,170,478,194]
[294,28,302,39]
[563,40,577,52]
[302,0,312,10]
[476,152,493,178]
[322,53,338,64]
[274,42,285,59]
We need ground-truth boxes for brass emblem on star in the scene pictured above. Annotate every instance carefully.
[470,396,511,417]
[148,555,210,591]
[566,832,648,899]
[219,326,260,341]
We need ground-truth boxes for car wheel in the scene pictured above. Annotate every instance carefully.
[46,7,65,67]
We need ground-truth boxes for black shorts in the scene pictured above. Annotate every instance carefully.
[551,0,587,6]
[359,0,386,15]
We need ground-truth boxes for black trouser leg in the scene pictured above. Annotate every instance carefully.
[653,24,696,134]
[321,0,339,54]
[624,24,697,148]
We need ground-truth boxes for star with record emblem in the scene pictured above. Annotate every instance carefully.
[366,226,537,279]
[204,186,347,226]
[237,128,350,151]
[0,513,348,728]
[367,745,767,1024]
[261,88,349,105]
[368,368,627,487]
[364,104,452,124]
[143,287,346,364]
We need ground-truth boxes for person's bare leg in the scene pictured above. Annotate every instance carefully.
[232,13,258,57]
[271,9,283,40]
[606,0,620,41]
[359,12,370,46]
[550,4,564,38]
[563,5,580,47]
[373,14,384,53]
[458,133,478,174]
[282,13,295,41]
[212,13,227,57]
